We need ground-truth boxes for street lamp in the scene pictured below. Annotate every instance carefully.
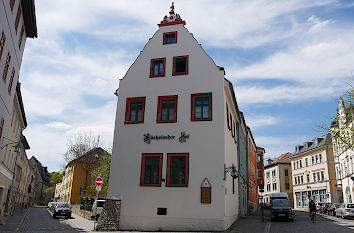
[224,164,239,180]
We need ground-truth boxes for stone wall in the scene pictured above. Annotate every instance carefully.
[71,204,92,220]
[96,199,121,231]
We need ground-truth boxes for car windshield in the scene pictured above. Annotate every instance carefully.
[57,203,70,208]
[347,204,354,208]
[272,199,290,207]
[334,204,340,207]
[97,201,105,207]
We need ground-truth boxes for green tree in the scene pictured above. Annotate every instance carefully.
[45,171,64,195]
[90,150,112,195]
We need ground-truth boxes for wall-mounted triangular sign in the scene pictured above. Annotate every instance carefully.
[201,178,211,188]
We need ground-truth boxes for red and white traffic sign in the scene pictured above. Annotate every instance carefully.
[95,177,103,186]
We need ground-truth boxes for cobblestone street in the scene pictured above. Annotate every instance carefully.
[1,206,354,233]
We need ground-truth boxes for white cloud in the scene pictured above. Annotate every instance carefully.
[45,122,72,130]
[245,115,280,128]
[234,83,346,105]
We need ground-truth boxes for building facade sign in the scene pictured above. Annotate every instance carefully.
[144,132,189,144]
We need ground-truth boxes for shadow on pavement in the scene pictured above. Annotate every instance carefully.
[0,206,87,233]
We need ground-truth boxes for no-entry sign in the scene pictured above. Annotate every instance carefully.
[95,177,103,186]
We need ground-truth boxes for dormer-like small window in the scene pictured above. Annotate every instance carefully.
[173,55,188,76]
[150,58,166,78]
[163,32,177,44]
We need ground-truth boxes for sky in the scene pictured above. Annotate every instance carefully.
[19,0,354,172]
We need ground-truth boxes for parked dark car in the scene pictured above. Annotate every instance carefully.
[328,203,341,216]
[270,193,293,221]
[50,202,72,218]
[321,203,332,214]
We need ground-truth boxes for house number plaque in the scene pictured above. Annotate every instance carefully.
[201,178,211,204]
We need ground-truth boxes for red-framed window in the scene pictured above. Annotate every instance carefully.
[191,93,212,121]
[226,104,231,130]
[172,55,188,76]
[140,153,163,186]
[163,31,177,45]
[124,97,146,124]
[150,58,166,78]
[157,95,178,123]
[166,153,189,187]
[233,122,237,144]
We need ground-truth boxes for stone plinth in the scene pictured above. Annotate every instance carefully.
[95,199,121,231]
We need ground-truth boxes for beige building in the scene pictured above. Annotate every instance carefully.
[263,153,293,206]
[290,134,337,209]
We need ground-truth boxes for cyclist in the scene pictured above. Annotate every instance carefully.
[309,200,316,222]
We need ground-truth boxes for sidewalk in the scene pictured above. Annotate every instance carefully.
[0,206,31,231]
[225,208,271,233]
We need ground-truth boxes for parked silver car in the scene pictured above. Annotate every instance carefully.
[335,203,354,219]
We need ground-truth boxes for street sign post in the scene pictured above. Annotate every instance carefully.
[95,177,103,186]
[94,176,103,231]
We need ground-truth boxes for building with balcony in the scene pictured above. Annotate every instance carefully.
[290,134,337,209]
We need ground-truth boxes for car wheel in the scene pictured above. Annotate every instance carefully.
[342,213,345,219]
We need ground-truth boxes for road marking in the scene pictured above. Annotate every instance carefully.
[264,222,271,233]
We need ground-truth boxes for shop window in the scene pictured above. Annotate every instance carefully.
[172,55,188,76]
[150,58,166,78]
[163,31,177,44]
[124,97,146,124]
[140,153,163,186]
[191,93,212,121]
[157,95,177,123]
[166,153,189,187]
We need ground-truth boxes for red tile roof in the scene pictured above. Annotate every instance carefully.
[268,152,292,165]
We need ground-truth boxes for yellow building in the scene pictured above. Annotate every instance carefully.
[290,134,338,209]
[60,147,107,204]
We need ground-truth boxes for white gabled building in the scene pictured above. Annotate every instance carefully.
[331,99,354,203]
[105,4,250,232]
